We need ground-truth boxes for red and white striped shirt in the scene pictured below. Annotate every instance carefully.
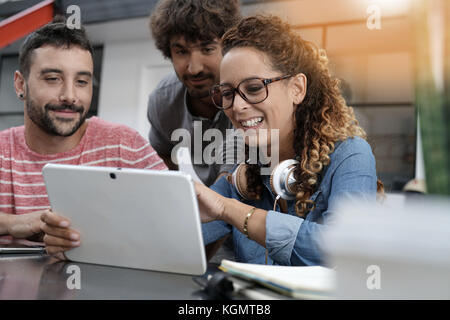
[0,116,167,218]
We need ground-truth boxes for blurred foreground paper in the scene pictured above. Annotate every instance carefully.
[323,196,450,299]
[176,147,203,184]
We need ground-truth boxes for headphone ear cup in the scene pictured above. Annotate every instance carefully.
[230,164,258,201]
[269,159,299,200]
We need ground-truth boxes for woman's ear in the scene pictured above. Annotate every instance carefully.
[291,73,307,105]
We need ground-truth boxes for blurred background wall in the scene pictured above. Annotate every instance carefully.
[0,0,416,192]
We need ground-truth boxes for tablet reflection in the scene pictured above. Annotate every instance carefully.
[37,260,204,299]
[0,255,47,300]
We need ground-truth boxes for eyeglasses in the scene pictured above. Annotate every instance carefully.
[210,75,293,110]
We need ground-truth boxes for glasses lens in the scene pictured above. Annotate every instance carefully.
[211,85,234,109]
[239,79,267,104]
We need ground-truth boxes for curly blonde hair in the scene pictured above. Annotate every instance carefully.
[221,15,383,217]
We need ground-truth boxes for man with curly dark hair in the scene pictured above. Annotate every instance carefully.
[147,0,241,186]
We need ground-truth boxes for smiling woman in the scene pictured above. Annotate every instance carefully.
[196,15,383,266]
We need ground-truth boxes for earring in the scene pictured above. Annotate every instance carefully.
[19,93,24,99]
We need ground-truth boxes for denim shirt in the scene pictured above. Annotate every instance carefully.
[202,136,378,266]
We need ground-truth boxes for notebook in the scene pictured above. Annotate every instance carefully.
[219,259,335,299]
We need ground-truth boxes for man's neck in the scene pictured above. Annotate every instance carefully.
[24,118,88,155]
[187,94,219,120]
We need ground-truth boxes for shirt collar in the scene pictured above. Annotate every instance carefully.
[184,88,223,124]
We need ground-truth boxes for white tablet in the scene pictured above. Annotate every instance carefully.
[42,164,207,275]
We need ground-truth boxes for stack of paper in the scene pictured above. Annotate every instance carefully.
[219,259,335,299]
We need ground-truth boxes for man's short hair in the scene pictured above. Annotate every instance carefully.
[19,18,93,79]
[150,0,241,59]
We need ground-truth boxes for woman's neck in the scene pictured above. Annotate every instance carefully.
[274,131,296,162]
[278,146,296,162]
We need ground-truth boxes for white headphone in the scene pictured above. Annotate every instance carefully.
[229,159,299,201]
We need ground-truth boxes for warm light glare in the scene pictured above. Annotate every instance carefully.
[364,0,411,13]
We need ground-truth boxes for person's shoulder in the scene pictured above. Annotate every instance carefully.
[155,72,183,90]
[0,126,24,146]
[329,136,375,170]
[148,72,185,111]
[0,126,25,166]
[334,136,373,156]
[0,128,12,156]
[0,127,12,141]
[87,117,141,142]
[84,118,162,168]
[149,72,184,100]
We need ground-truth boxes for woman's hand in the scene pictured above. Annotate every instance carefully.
[41,210,81,260]
[194,182,228,223]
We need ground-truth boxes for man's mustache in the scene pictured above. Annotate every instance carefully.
[183,73,214,82]
[45,103,84,113]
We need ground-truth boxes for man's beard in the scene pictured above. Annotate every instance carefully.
[26,97,87,137]
[187,87,210,99]
[182,72,217,99]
